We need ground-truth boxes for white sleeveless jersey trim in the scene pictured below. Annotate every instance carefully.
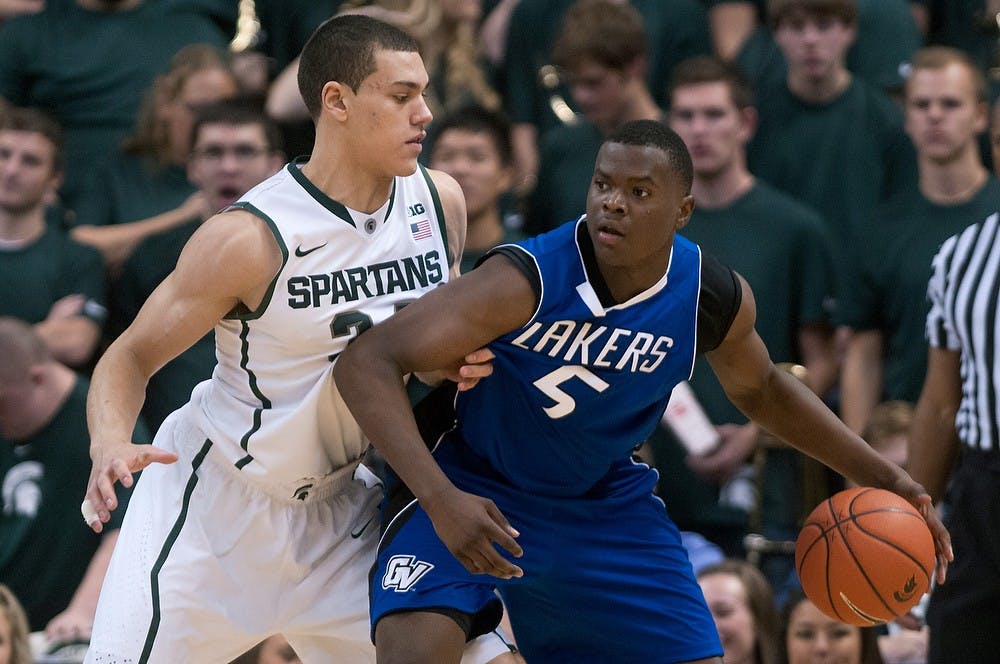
[189,162,451,484]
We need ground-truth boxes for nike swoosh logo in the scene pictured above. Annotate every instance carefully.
[351,513,377,539]
[295,243,327,257]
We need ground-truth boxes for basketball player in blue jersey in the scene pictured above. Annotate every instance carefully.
[334,119,954,663]
[79,15,517,664]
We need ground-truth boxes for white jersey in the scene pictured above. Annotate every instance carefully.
[189,161,451,485]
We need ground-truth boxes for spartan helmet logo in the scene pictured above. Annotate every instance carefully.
[364,218,377,234]
[2,461,44,518]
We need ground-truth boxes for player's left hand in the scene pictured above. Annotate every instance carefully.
[890,477,953,585]
[449,348,495,391]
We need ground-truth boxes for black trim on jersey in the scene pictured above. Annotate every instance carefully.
[223,202,288,321]
[697,252,742,353]
[419,165,453,268]
[238,319,270,456]
[575,222,618,307]
[287,157,355,227]
[481,247,542,312]
[140,439,212,663]
[287,158,401,230]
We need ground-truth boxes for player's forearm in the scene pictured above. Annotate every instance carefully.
[737,368,907,489]
[87,341,151,448]
[335,346,457,505]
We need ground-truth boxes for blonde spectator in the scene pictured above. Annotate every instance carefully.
[0,585,31,664]
[70,44,241,273]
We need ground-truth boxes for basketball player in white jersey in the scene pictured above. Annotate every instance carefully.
[80,15,518,664]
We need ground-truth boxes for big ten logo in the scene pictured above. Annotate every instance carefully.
[407,203,426,217]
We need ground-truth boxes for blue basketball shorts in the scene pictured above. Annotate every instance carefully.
[370,440,723,663]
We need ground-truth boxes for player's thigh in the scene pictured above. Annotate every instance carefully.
[372,500,502,631]
[501,493,722,662]
[285,634,375,664]
[87,440,263,662]
[376,610,466,664]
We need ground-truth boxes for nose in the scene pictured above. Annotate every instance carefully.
[602,187,626,213]
[413,96,433,126]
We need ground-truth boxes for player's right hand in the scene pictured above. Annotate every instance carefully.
[423,487,523,579]
[84,442,178,533]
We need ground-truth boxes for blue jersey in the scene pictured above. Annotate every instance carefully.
[455,217,701,497]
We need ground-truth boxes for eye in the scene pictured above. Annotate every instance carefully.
[593,178,607,190]
[632,187,650,199]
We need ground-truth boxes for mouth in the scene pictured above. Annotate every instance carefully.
[406,132,427,151]
[594,220,625,245]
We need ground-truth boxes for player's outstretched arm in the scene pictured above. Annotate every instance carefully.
[335,254,535,578]
[706,274,953,581]
[84,210,281,533]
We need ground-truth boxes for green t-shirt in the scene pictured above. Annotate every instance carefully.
[0,227,107,328]
[0,0,233,211]
[117,220,214,433]
[837,177,1000,402]
[0,377,146,631]
[72,153,194,228]
[747,77,917,297]
[650,182,835,544]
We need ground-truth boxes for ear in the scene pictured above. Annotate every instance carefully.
[496,163,515,194]
[738,105,758,144]
[675,194,695,231]
[974,100,989,134]
[320,81,350,121]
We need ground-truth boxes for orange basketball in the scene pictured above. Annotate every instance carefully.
[795,486,935,627]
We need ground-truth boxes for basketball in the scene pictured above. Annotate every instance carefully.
[795,486,935,626]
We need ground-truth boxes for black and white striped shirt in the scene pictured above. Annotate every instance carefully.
[926,211,1000,452]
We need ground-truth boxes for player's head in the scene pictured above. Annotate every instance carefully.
[0,584,31,664]
[586,120,694,276]
[697,559,781,664]
[429,104,513,221]
[187,99,286,211]
[668,56,757,180]
[552,0,648,131]
[297,14,422,121]
[781,588,883,664]
[0,107,64,216]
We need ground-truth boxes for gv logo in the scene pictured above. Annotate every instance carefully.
[382,554,434,592]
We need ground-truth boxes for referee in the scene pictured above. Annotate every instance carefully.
[910,210,1000,664]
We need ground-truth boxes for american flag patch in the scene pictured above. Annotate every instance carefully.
[410,219,432,240]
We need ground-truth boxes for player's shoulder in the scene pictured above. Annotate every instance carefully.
[422,166,464,208]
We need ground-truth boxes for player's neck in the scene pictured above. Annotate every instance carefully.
[299,150,395,214]
[0,206,47,245]
[691,165,754,209]
[919,152,988,205]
